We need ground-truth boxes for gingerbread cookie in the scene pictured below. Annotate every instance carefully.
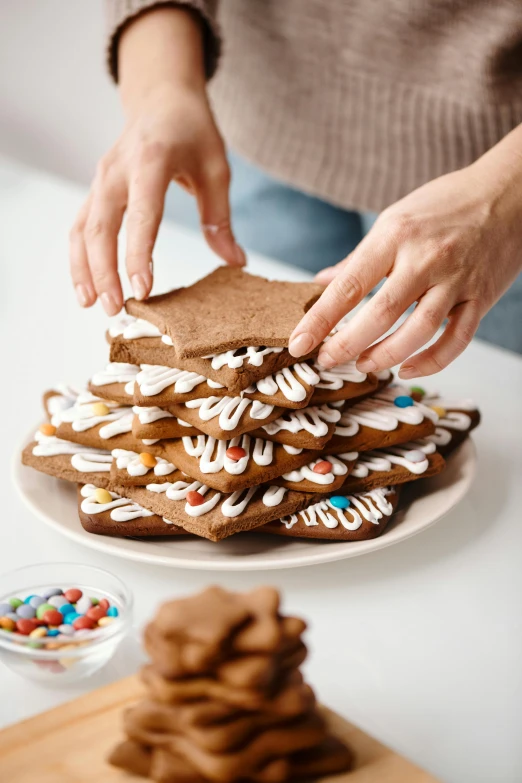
[274,452,357,493]
[110,448,181,486]
[42,385,80,420]
[125,267,325,357]
[132,406,199,441]
[132,364,229,407]
[78,484,186,537]
[262,487,400,541]
[410,389,481,454]
[309,360,379,405]
[253,403,341,450]
[163,434,322,493]
[22,431,113,489]
[325,388,437,454]
[87,362,138,405]
[115,480,320,541]
[340,440,445,494]
[108,314,318,394]
[165,396,285,440]
[52,393,138,451]
[243,362,321,409]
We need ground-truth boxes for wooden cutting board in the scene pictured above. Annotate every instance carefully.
[0,675,440,782]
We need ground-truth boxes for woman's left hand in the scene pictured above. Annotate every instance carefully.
[288,127,522,378]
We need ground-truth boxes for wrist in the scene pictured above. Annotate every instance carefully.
[119,6,207,115]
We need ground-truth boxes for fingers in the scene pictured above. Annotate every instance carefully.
[355,286,451,372]
[194,155,245,267]
[69,195,96,308]
[289,230,394,358]
[126,151,171,301]
[318,272,426,369]
[398,300,481,378]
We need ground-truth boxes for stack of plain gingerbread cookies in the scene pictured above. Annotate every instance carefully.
[109,586,354,781]
[22,267,481,543]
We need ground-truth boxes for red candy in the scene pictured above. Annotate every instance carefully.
[98,598,110,612]
[187,491,205,507]
[226,446,247,462]
[86,606,107,622]
[73,617,95,631]
[313,460,333,475]
[42,610,63,626]
[16,618,37,635]
[64,588,82,603]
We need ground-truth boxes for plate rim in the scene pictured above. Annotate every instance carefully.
[12,428,477,571]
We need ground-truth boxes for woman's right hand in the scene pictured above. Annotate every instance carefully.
[69,7,244,316]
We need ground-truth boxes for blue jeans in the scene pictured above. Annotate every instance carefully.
[165,152,522,353]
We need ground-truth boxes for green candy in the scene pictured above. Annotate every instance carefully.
[410,386,425,397]
[28,641,42,649]
[90,598,99,606]
[8,598,23,609]
[36,602,55,619]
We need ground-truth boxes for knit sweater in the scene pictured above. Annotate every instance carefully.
[105,0,522,212]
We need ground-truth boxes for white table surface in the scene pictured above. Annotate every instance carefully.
[1,157,521,783]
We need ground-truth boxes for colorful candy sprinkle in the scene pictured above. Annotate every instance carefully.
[430,405,446,418]
[36,603,56,620]
[93,488,113,505]
[91,402,109,416]
[0,617,15,631]
[226,446,247,462]
[39,423,57,436]
[187,491,205,507]
[329,496,351,509]
[64,588,82,603]
[313,460,332,475]
[393,395,414,408]
[139,452,157,468]
[409,386,426,398]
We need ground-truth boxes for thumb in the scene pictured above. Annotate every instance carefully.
[195,156,246,267]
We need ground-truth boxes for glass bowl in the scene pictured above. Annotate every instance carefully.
[0,562,133,684]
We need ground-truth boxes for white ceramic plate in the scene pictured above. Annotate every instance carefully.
[13,431,476,571]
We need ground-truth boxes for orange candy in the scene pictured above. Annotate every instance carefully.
[226,446,247,462]
[0,616,15,631]
[139,452,157,468]
[313,460,333,475]
[187,491,205,507]
[39,423,56,436]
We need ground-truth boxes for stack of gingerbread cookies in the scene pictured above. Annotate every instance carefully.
[109,586,353,781]
[22,267,480,543]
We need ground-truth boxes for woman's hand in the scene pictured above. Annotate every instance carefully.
[289,126,522,378]
[70,7,244,315]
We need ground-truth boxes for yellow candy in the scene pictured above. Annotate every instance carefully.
[98,616,115,627]
[91,402,110,417]
[139,452,157,468]
[39,423,56,436]
[430,405,446,418]
[94,488,113,505]
[29,628,47,639]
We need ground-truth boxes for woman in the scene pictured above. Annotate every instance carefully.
[70,1,522,378]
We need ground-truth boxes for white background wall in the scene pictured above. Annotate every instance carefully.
[0,0,122,185]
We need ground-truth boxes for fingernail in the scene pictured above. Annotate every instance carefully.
[315,267,334,284]
[131,273,149,301]
[317,350,336,369]
[289,332,314,357]
[100,292,120,316]
[75,284,91,307]
[398,365,417,379]
[356,357,377,372]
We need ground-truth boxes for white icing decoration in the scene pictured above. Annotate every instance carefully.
[262,404,341,437]
[281,488,393,531]
[181,434,274,475]
[428,428,453,446]
[109,314,162,339]
[90,363,139,388]
[80,484,153,522]
[136,364,224,396]
[185,396,273,431]
[46,385,80,417]
[112,449,175,477]
[262,485,287,507]
[351,439,435,477]
[146,479,221,517]
[33,433,112,473]
[54,396,133,433]
[133,405,174,424]
[334,386,436,436]
[205,346,284,370]
[282,455,350,485]
[314,360,368,389]
[245,363,320,403]
[282,445,303,454]
[99,413,134,439]
[221,488,258,518]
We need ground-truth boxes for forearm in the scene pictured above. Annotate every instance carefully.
[119,6,206,116]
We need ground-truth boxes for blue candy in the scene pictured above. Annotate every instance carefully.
[62,612,81,624]
[107,606,119,618]
[46,629,60,637]
[23,595,36,604]
[393,395,414,408]
[0,602,11,616]
[329,496,351,509]
[59,603,76,617]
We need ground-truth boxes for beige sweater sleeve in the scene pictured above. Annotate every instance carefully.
[104,0,221,82]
